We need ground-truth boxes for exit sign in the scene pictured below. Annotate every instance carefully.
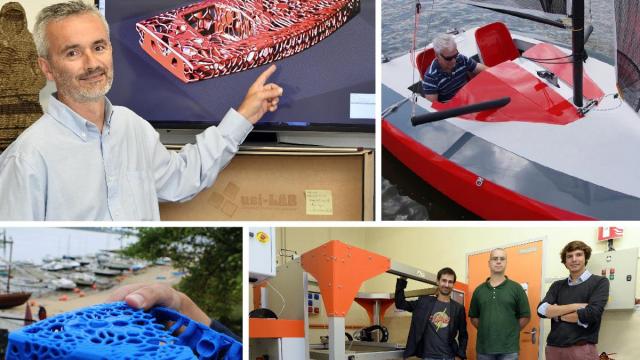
[597,227,623,241]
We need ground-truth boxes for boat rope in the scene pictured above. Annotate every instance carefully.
[381,96,412,118]
[409,0,422,118]
[522,54,572,61]
[0,315,36,324]
[522,57,574,64]
[594,93,623,111]
[409,0,421,83]
[416,0,436,54]
[409,0,435,118]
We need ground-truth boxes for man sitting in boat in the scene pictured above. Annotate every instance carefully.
[423,34,487,102]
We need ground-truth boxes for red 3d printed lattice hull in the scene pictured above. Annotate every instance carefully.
[135,0,360,83]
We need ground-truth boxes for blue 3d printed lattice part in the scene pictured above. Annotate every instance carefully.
[6,301,242,359]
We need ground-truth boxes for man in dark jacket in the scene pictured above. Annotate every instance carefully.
[395,267,468,360]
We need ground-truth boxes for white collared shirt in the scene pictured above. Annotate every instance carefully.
[567,269,593,286]
[537,270,592,328]
[0,94,252,220]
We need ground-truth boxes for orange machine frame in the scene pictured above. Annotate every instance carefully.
[300,240,391,317]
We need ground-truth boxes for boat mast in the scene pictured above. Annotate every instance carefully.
[6,236,12,294]
[572,0,584,107]
[1,230,12,293]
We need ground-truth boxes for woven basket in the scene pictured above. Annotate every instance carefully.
[0,2,46,151]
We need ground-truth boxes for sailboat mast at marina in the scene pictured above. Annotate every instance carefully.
[0,231,31,310]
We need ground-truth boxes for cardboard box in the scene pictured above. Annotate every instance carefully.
[160,148,374,220]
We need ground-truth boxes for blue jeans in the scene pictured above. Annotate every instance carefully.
[477,353,518,360]
[424,357,454,360]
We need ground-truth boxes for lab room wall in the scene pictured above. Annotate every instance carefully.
[268,227,640,359]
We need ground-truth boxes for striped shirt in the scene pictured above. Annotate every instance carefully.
[422,54,477,102]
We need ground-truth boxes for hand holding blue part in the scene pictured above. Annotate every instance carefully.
[6,289,241,359]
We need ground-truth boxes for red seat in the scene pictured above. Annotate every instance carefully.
[475,22,520,67]
[415,48,436,78]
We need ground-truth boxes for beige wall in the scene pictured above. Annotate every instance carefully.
[0,0,94,106]
[267,226,640,359]
[0,0,94,28]
[275,227,368,267]
[2,1,61,30]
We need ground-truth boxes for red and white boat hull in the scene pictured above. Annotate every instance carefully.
[383,27,640,220]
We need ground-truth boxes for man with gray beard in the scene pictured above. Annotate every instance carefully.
[0,1,283,220]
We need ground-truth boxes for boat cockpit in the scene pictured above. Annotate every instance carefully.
[409,22,606,126]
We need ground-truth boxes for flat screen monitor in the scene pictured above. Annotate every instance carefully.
[99,0,375,132]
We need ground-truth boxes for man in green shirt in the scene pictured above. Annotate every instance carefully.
[469,248,531,360]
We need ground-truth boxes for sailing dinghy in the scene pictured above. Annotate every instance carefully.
[382,0,640,219]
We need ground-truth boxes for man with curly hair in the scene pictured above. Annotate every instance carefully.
[395,267,468,360]
[537,241,609,360]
